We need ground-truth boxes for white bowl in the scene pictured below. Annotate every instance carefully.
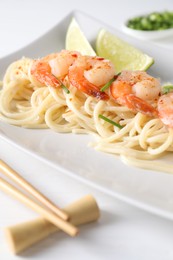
[122,23,173,41]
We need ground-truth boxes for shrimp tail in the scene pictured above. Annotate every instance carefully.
[118,94,158,117]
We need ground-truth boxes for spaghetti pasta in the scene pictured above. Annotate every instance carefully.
[0,56,173,173]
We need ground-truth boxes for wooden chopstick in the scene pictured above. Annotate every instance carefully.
[0,160,68,220]
[0,176,78,237]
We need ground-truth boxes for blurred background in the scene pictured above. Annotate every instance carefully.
[0,0,172,57]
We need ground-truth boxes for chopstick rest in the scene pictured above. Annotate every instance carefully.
[0,160,68,220]
[0,177,78,237]
[4,195,100,254]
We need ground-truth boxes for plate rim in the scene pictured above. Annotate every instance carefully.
[1,9,173,221]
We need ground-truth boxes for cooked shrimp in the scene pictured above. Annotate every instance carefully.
[68,55,115,100]
[158,93,173,127]
[31,50,79,88]
[110,70,161,117]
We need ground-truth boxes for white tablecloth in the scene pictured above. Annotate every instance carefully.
[1,1,173,259]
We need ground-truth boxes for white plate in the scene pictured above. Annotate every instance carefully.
[1,10,173,220]
[122,23,173,40]
[122,12,173,41]
[122,23,173,50]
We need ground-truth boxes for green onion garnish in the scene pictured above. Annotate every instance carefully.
[100,72,121,92]
[61,83,70,94]
[127,11,173,31]
[100,77,115,92]
[53,75,70,94]
[162,84,173,94]
[99,114,123,129]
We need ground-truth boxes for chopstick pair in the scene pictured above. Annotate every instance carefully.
[0,159,78,237]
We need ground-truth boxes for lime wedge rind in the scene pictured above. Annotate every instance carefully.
[66,20,154,72]
[96,29,154,73]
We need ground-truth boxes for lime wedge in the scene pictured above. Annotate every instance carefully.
[66,18,96,56]
[96,29,154,73]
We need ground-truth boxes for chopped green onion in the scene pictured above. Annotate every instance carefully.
[162,84,173,94]
[61,83,70,94]
[100,77,115,92]
[99,114,123,129]
[53,75,70,94]
[126,11,173,31]
[100,72,121,92]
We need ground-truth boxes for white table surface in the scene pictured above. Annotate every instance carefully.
[1,0,173,259]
